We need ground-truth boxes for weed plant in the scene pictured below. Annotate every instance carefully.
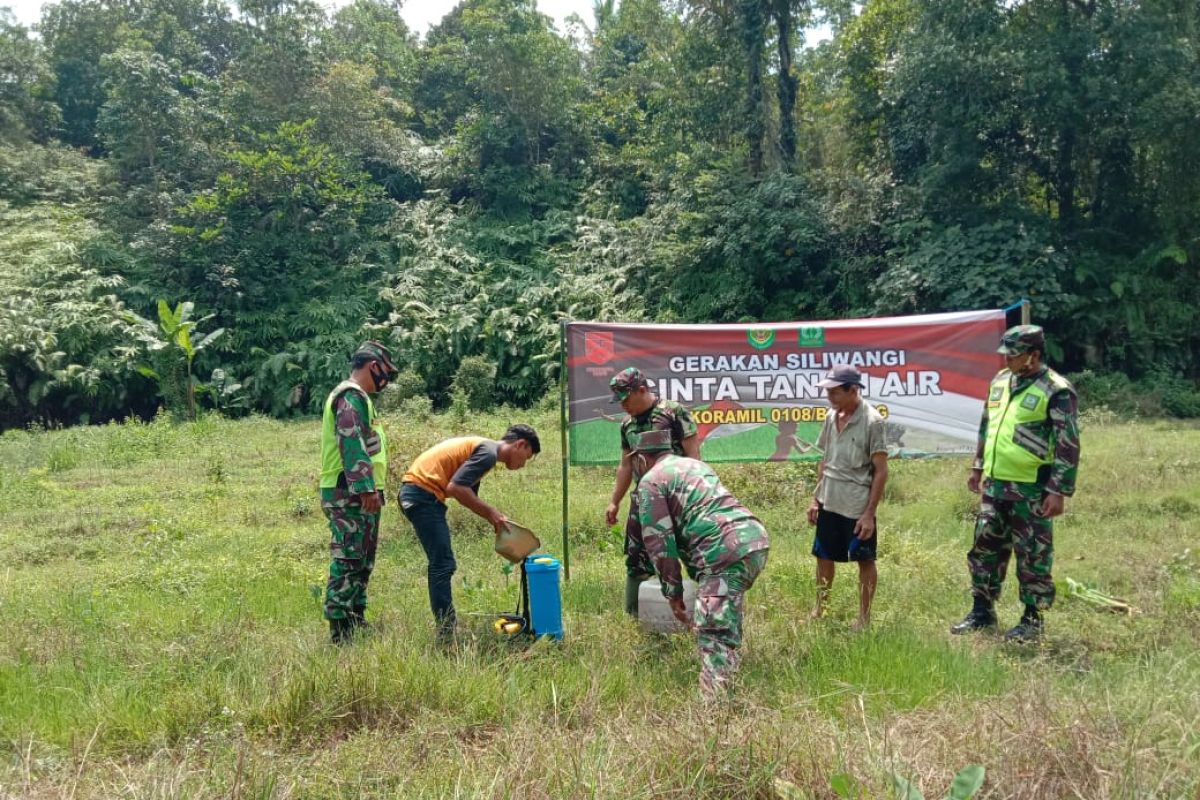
[0,413,1197,798]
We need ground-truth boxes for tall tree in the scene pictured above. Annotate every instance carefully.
[771,0,803,169]
[737,0,767,175]
[222,0,326,133]
[416,0,586,213]
[97,48,195,185]
[322,0,416,95]
[0,10,59,143]
[40,0,134,149]
[40,0,236,150]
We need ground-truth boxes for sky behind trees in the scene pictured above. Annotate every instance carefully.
[2,0,596,33]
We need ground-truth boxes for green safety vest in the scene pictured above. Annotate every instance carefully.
[983,368,1070,483]
[319,380,387,490]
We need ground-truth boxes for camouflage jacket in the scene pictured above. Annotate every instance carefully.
[973,365,1079,502]
[620,398,698,480]
[320,390,379,509]
[635,455,769,598]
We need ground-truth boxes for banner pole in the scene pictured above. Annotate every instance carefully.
[1003,297,1032,328]
[559,320,571,581]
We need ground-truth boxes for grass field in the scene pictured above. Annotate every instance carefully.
[0,408,1198,799]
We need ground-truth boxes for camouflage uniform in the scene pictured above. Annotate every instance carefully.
[968,327,1080,611]
[635,443,769,698]
[612,368,699,579]
[322,389,383,623]
[320,342,397,635]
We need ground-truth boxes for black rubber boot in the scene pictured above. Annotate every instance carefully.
[329,617,354,645]
[1004,606,1044,643]
[949,597,998,635]
[350,607,370,634]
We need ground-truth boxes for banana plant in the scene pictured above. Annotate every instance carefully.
[127,300,224,420]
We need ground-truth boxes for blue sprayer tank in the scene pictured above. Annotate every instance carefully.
[524,555,563,640]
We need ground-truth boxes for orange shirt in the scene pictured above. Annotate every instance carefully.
[402,436,490,501]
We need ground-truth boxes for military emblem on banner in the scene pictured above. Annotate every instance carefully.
[584,331,615,365]
[747,328,776,350]
[798,326,825,348]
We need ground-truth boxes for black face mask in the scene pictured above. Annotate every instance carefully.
[369,362,390,391]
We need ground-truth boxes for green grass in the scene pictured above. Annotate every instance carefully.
[0,411,1197,798]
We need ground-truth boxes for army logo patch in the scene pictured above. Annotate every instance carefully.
[747,328,776,350]
[583,331,614,365]
[1020,393,1041,411]
[798,326,825,348]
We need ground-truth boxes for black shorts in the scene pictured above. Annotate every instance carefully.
[812,508,877,562]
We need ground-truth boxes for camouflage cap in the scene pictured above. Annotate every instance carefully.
[353,340,399,376]
[997,325,1045,356]
[609,366,649,403]
[629,429,673,454]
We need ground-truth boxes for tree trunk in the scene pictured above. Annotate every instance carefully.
[773,0,798,170]
[1056,124,1076,230]
[739,0,767,176]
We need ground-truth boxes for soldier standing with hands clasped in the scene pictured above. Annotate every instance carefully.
[318,341,399,645]
[951,325,1080,642]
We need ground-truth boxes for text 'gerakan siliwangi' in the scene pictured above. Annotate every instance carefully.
[666,350,907,374]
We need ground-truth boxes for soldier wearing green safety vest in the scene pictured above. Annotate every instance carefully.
[319,341,398,645]
[951,325,1080,643]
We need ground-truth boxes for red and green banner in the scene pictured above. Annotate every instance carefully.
[565,309,1008,464]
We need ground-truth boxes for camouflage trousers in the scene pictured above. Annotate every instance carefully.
[695,549,769,699]
[624,506,655,580]
[968,495,1055,610]
[323,500,380,621]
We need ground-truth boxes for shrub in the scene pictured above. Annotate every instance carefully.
[452,355,497,412]
[1145,369,1200,419]
[398,395,433,421]
[448,392,470,425]
[0,202,148,429]
[46,438,83,472]
[1069,368,1200,419]
[0,144,96,204]
[1070,370,1139,416]
[376,370,426,412]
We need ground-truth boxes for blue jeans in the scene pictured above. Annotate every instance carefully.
[400,483,457,635]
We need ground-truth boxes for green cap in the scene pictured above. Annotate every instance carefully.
[997,325,1045,356]
[353,340,399,376]
[609,366,648,403]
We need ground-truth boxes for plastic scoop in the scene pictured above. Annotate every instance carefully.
[494,520,541,564]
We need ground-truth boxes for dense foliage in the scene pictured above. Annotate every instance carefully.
[0,0,1197,426]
